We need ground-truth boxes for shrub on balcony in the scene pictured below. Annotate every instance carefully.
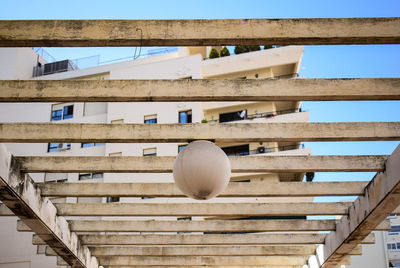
[209,48,220,59]
[220,46,230,57]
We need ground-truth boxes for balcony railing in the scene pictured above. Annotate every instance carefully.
[226,144,304,156]
[207,108,304,123]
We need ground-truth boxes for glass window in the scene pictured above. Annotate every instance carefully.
[179,110,192,123]
[222,144,250,156]
[63,105,74,119]
[143,148,157,157]
[178,145,187,153]
[79,173,104,180]
[106,197,120,203]
[81,143,105,148]
[51,109,62,121]
[47,143,71,152]
[144,114,157,124]
[219,110,247,123]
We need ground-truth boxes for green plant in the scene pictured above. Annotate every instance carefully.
[209,48,220,59]
[234,45,261,54]
[220,46,230,57]
[201,119,208,123]
[263,45,274,50]
[234,45,247,54]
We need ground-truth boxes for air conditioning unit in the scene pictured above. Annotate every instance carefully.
[43,60,76,75]
[58,143,70,151]
[257,147,266,154]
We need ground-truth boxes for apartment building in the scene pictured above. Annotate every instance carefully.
[0,45,310,267]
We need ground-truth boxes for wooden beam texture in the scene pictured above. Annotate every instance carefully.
[33,233,376,246]
[45,245,318,256]
[15,155,387,173]
[0,145,98,268]
[1,18,399,47]
[52,202,351,216]
[2,122,400,143]
[1,79,399,102]
[319,145,400,267]
[19,219,337,232]
[37,181,368,197]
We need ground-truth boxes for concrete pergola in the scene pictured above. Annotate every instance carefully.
[0,18,400,268]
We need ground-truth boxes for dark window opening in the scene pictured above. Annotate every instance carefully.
[179,110,192,123]
[219,110,247,123]
[144,118,157,124]
[222,144,250,156]
[63,105,74,119]
[79,173,104,181]
[106,197,120,203]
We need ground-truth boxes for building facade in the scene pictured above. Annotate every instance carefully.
[0,45,312,267]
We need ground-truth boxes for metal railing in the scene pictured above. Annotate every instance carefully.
[207,108,304,123]
[226,144,304,156]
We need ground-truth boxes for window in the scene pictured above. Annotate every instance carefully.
[51,104,74,121]
[144,114,157,124]
[51,109,62,121]
[106,197,120,203]
[389,225,400,235]
[63,105,74,119]
[79,173,104,181]
[111,119,124,124]
[109,152,122,157]
[179,110,192,123]
[143,148,157,157]
[222,144,250,156]
[47,143,71,152]
[219,110,247,123]
[81,143,105,148]
[178,144,187,153]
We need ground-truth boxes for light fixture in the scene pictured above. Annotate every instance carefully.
[173,140,231,200]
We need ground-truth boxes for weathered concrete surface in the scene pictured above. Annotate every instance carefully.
[16,218,390,232]
[37,181,368,197]
[45,245,318,256]
[0,18,399,46]
[23,219,337,232]
[2,122,400,143]
[33,233,375,246]
[1,79,399,102]
[16,155,387,173]
[318,145,400,267]
[0,144,98,268]
[0,203,13,215]
[52,202,351,216]
[95,255,308,266]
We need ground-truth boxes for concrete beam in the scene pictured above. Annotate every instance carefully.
[33,233,376,246]
[2,122,400,143]
[52,202,350,216]
[19,219,336,232]
[0,18,399,47]
[318,145,400,267]
[1,79,399,102]
[95,256,308,266]
[37,181,368,197]
[45,245,318,256]
[17,219,390,233]
[0,145,98,268]
[16,155,387,173]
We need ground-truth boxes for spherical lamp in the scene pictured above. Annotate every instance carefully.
[173,141,231,200]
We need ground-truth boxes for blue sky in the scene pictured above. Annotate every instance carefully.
[1,0,399,189]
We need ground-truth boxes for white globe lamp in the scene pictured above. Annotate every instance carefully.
[173,141,231,200]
